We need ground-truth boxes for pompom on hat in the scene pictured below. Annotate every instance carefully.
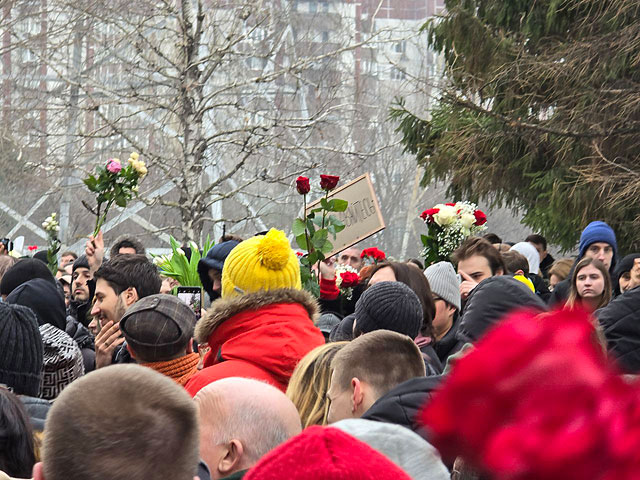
[221,229,301,298]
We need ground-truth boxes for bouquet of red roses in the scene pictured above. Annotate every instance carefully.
[419,201,487,266]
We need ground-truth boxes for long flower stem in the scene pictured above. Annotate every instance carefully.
[302,194,313,281]
[316,191,330,285]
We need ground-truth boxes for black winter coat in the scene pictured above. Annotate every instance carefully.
[456,276,547,345]
[597,286,640,374]
[434,314,461,364]
[361,376,442,440]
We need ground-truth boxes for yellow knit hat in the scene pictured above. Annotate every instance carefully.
[221,228,302,298]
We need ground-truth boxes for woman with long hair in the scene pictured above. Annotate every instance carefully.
[566,257,612,313]
[286,342,347,428]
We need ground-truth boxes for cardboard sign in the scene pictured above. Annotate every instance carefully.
[307,173,385,256]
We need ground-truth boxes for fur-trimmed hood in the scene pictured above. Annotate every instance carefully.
[195,288,320,344]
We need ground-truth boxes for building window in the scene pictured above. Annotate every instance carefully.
[320,1,329,12]
[391,67,406,80]
[394,40,406,53]
[322,31,329,42]
[310,1,317,13]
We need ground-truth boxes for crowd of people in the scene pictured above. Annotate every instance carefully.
[0,220,639,479]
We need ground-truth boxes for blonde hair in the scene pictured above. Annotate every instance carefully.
[286,342,347,428]
[548,258,573,282]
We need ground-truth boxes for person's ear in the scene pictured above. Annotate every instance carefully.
[123,287,139,306]
[514,269,525,277]
[219,439,244,475]
[186,338,194,354]
[496,267,504,276]
[33,462,45,480]
[350,377,364,413]
[126,343,136,360]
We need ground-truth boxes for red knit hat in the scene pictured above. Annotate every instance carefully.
[244,426,412,480]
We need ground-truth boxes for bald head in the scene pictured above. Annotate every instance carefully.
[195,377,301,479]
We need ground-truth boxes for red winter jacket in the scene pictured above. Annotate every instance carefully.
[185,288,325,396]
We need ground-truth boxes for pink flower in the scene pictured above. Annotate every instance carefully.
[106,159,122,174]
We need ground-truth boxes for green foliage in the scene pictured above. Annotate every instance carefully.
[83,155,146,236]
[292,177,348,296]
[396,0,640,252]
[154,235,215,287]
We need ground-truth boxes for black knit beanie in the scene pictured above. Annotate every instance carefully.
[72,254,90,274]
[6,278,67,331]
[0,258,56,297]
[0,302,43,397]
[354,281,423,339]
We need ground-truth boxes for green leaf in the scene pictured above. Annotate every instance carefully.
[295,233,309,251]
[328,198,348,212]
[311,229,328,248]
[320,197,331,210]
[319,240,333,254]
[115,195,127,207]
[308,250,319,265]
[292,218,306,237]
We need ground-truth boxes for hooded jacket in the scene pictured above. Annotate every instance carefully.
[433,314,460,364]
[198,240,240,302]
[597,286,640,373]
[456,275,547,345]
[185,288,325,396]
[361,376,442,440]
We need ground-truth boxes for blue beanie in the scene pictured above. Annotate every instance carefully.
[578,221,617,268]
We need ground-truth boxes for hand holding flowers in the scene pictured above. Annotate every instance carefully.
[292,174,348,296]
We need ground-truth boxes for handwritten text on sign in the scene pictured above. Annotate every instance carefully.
[307,173,385,257]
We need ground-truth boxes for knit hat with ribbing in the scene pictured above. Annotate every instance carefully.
[354,281,423,339]
[244,426,412,480]
[424,261,461,311]
[221,229,301,298]
[578,221,617,269]
[0,258,56,297]
[0,302,43,397]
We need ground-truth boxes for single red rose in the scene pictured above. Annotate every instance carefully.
[420,208,440,223]
[27,245,38,251]
[474,209,487,226]
[296,176,310,195]
[446,202,456,206]
[295,251,304,258]
[319,174,340,191]
[339,271,360,288]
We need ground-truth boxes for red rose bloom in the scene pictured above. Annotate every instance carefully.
[446,202,456,206]
[296,176,310,195]
[420,208,440,223]
[339,271,360,288]
[474,209,487,226]
[319,175,340,191]
[27,245,38,252]
[361,247,386,262]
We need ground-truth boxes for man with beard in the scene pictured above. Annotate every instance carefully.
[91,254,161,368]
